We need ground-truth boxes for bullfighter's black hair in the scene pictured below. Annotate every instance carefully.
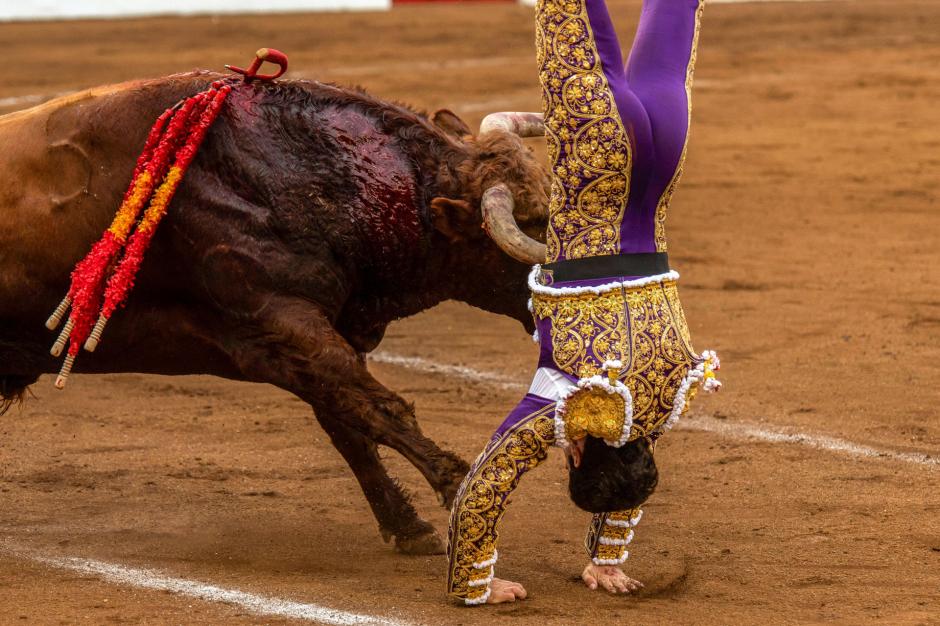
[568,436,658,513]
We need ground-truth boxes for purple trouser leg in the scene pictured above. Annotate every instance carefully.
[445,393,556,603]
[539,0,706,259]
[492,393,558,438]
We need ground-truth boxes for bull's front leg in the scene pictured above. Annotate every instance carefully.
[315,410,444,554]
[324,378,469,509]
[226,297,469,550]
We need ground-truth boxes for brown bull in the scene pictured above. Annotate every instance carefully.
[0,72,548,554]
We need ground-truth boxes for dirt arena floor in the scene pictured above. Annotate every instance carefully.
[2,0,939,623]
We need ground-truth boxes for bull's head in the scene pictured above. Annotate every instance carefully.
[426,110,550,331]
[475,112,548,265]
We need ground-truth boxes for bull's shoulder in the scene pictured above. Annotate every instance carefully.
[0,73,220,302]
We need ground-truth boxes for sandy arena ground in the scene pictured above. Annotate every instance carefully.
[1,0,939,623]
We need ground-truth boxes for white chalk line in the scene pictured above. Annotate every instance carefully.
[2,543,413,626]
[369,351,939,469]
[0,90,76,109]
[369,352,526,391]
[682,416,940,467]
[0,93,55,108]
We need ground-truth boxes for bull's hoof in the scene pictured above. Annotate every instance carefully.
[395,527,445,555]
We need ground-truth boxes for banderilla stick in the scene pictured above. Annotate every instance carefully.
[46,296,71,330]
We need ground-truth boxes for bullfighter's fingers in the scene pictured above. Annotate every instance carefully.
[501,581,526,598]
[489,589,518,603]
[582,570,598,590]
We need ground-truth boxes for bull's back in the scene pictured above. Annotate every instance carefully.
[0,75,214,320]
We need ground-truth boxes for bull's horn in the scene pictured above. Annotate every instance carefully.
[479,112,545,138]
[482,183,546,264]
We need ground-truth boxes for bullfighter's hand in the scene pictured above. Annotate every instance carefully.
[581,563,643,594]
[486,577,528,603]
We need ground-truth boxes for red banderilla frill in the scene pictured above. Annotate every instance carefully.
[45,48,288,389]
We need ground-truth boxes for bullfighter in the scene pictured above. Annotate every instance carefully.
[446,0,720,604]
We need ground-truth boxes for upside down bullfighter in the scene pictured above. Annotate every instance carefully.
[447,0,721,604]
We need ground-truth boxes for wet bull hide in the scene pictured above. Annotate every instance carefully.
[0,72,548,554]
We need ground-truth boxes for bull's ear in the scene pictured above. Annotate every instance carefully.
[430,197,479,242]
[431,109,472,139]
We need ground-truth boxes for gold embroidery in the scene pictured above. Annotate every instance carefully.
[537,0,631,261]
[653,0,706,252]
[532,279,697,438]
[446,406,556,602]
[532,288,629,378]
[564,386,627,442]
[664,282,695,353]
[585,507,642,564]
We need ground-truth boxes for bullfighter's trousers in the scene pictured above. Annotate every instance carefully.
[445,268,719,604]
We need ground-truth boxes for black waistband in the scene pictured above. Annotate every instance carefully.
[542,253,670,282]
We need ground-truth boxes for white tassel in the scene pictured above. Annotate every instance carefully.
[661,351,722,433]
[592,551,629,566]
[599,530,634,546]
[464,587,492,605]
[473,550,498,569]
